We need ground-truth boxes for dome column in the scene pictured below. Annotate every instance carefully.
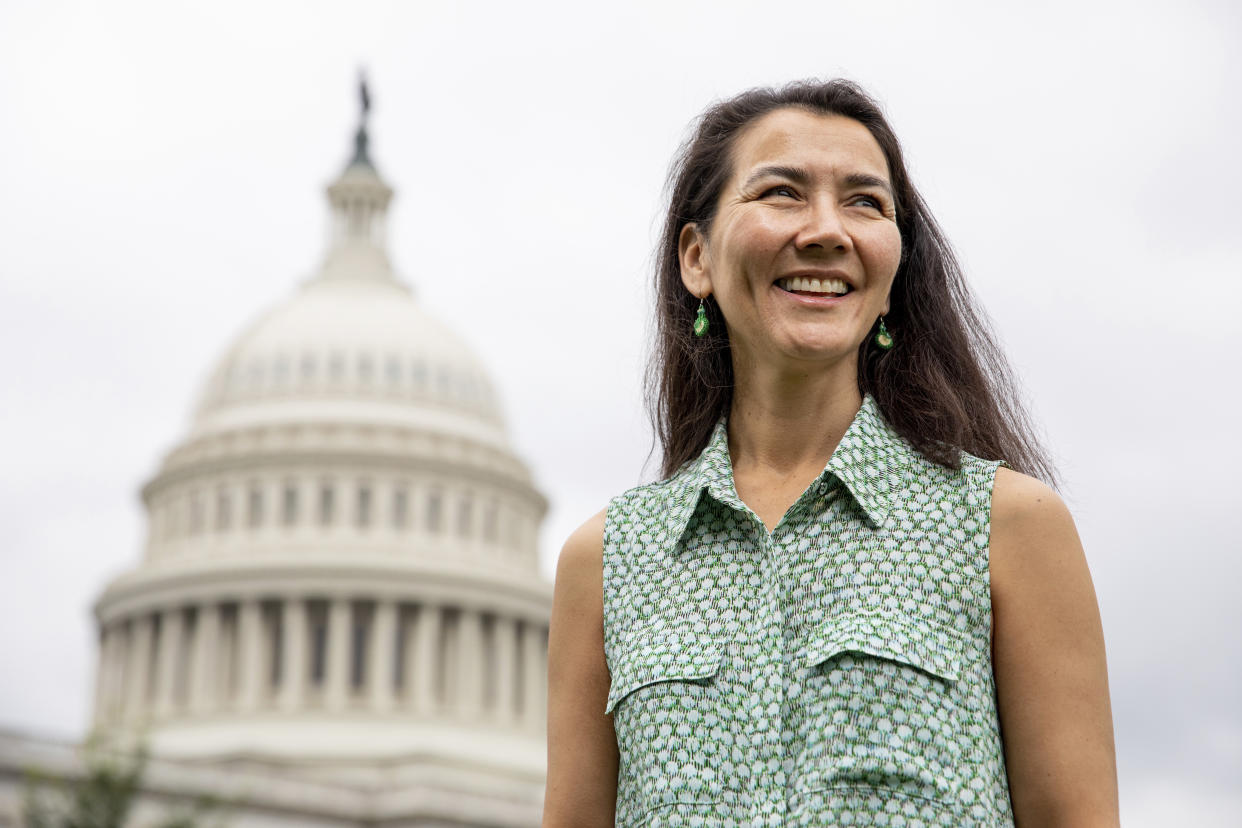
[325,597,351,711]
[455,608,483,718]
[190,603,221,713]
[400,607,418,708]
[124,615,153,722]
[493,614,517,725]
[411,602,440,715]
[237,599,264,711]
[520,622,545,734]
[279,598,307,711]
[109,624,129,722]
[153,607,184,717]
[93,624,119,725]
[368,599,397,710]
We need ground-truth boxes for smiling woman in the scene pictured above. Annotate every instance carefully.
[543,79,1119,828]
[677,109,903,376]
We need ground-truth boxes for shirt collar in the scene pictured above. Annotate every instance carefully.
[665,393,914,543]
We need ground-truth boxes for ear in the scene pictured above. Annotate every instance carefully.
[678,222,712,299]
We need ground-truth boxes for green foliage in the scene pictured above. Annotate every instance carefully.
[22,736,227,828]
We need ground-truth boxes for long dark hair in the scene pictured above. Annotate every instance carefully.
[645,78,1060,489]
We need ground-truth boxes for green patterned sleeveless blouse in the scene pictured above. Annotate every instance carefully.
[602,393,1015,827]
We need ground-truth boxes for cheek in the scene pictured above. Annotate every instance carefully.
[863,226,903,281]
[716,214,786,270]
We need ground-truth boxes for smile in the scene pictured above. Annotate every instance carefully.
[775,276,852,297]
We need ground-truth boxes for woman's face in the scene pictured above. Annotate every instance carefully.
[680,108,902,372]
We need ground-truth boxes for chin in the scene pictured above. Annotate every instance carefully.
[778,340,857,364]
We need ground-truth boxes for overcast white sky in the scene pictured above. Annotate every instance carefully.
[1,0,1239,823]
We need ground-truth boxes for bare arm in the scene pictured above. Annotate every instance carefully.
[542,507,618,827]
[990,467,1120,827]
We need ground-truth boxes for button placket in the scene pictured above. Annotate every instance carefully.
[750,528,788,815]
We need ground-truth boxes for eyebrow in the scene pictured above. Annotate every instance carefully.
[743,165,894,199]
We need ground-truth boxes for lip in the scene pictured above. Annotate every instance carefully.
[772,282,853,307]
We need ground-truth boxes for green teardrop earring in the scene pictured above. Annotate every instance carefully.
[693,297,710,337]
[874,316,894,350]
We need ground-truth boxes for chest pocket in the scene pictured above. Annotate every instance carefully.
[791,612,973,806]
[605,632,726,817]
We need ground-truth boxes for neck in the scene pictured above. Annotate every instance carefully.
[726,349,863,479]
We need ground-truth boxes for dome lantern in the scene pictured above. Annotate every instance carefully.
[318,73,398,286]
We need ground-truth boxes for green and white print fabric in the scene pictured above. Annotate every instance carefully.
[602,394,1015,827]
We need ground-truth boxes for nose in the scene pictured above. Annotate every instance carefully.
[795,197,852,252]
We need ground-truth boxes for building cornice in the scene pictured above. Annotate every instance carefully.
[93,555,553,625]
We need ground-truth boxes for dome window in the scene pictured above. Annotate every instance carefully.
[356,482,372,529]
[274,355,291,385]
[215,487,232,531]
[247,359,265,391]
[358,355,374,383]
[189,490,204,535]
[163,499,179,540]
[247,484,264,530]
[329,352,346,382]
[392,486,409,529]
[508,514,521,548]
[483,498,499,543]
[385,355,401,385]
[426,490,442,533]
[412,360,427,390]
[318,481,335,527]
[282,482,299,527]
[301,353,317,382]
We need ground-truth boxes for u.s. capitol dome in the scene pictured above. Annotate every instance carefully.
[85,85,551,826]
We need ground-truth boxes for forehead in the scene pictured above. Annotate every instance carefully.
[728,107,891,183]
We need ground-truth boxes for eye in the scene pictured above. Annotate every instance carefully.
[760,184,798,199]
[854,194,886,210]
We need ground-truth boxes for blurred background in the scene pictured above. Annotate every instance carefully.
[1,0,1239,825]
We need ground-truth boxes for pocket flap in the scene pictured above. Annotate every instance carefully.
[604,634,723,715]
[799,612,966,682]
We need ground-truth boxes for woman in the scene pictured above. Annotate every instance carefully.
[543,79,1119,827]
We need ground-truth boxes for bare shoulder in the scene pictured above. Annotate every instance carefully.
[544,506,618,826]
[553,507,609,626]
[991,465,1075,537]
[988,465,1089,632]
[558,506,608,575]
[987,467,1120,824]
[989,466,1083,577]
[550,505,609,669]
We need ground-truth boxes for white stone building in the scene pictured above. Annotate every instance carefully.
[0,86,551,827]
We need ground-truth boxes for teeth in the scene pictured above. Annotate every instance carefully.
[778,277,850,295]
